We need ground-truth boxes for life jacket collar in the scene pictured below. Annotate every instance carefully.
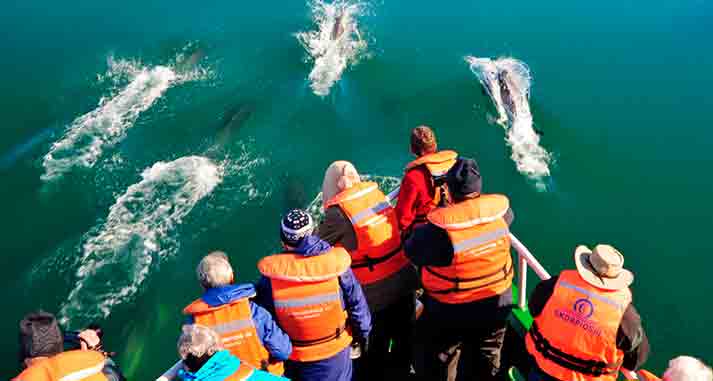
[258,248,352,282]
[427,194,509,230]
[405,150,458,173]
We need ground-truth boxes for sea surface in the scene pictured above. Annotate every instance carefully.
[1,0,711,378]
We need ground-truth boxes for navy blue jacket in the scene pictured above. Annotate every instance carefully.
[185,283,293,362]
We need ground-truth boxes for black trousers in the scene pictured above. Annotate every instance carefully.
[414,302,510,381]
[354,292,416,381]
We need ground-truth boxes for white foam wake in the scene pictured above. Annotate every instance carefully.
[306,175,400,219]
[466,56,552,183]
[296,0,368,97]
[41,55,207,182]
[58,156,223,325]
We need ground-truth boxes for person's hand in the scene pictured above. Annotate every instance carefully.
[78,329,101,350]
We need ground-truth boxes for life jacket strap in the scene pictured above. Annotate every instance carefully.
[423,263,513,294]
[529,322,622,377]
[291,325,347,347]
[351,244,403,271]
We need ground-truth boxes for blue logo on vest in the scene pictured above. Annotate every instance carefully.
[573,298,594,319]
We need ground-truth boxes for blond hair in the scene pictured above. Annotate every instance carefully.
[410,125,437,156]
[321,161,361,207]
[177,324,222,360]
[196,251,233,289]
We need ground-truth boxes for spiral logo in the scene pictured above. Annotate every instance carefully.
[573,298,594,319]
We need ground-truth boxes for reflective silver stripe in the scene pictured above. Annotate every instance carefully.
[275,292,341,309]
[350,201,391,226]
[452,228,509,253]
[559,280,624,311]
[211,318,254,334]
[239,368,255,381]
[58,361,105,381]
[339,184,378,203]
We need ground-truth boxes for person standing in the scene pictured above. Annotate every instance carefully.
[183,252,292,375]
[318,161,419,380]
[405,158,514,381]
[13,311,125,381]
[525,244,650,381]
[255,209,371,381]
[395,126,459,234]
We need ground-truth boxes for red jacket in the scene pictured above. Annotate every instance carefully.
[395,166,435,231]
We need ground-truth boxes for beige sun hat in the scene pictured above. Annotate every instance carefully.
[574,244,634,291]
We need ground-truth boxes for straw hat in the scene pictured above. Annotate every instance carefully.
[574,244,634,290]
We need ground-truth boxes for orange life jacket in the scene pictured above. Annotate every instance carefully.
[405,150,459,217]
[525,270,632,381]
[421,194,513,304]
[636,370,661,381]
[258,248,353,362]
[13,350,108,381]
[324,181,409,285]
[183,293,284,375]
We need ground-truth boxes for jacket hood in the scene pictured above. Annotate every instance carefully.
[178,350,240,381]
[202,283,255,308]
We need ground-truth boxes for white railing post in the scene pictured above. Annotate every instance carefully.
[518,254,528,309]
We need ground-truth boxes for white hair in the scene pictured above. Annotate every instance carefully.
[663,356,712,381]
[177,324,222,360]
[196,251,234,289]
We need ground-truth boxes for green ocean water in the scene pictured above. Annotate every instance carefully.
[1,0,712,378]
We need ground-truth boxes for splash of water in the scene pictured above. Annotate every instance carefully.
[58,156,223,326]
[296,0,368,97]
[466,56,552,184]
[306,175,401,219]
[41,55,208,182]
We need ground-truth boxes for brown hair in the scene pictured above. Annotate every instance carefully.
[410,126,437,156]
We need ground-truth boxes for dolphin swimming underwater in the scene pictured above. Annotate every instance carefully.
[215,102,254,146]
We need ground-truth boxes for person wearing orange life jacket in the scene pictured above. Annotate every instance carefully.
[12,311,125,381]
[525,245,650,381]
[404,158,515,381]
[317,161,419,380]
[174,324,288,381]
[255,209,372,381]
[395,125,459,234]
[182,252,292,375]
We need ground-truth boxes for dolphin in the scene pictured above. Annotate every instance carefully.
[331,12,345,40]
[498,70,517,119]
[215,102,254,146]
[0,127,54,171]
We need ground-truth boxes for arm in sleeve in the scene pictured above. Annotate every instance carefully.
[251,302,292,361]
[254,276,276,316]
[618,304,650,371]
[317,207,352,249]
[404,224,454,267]
[527,276,558,318]
[395,173,419,231]
[504,207,514,227]
[338,269,372,340]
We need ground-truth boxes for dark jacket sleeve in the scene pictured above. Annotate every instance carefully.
[254,276,275,316]
[617,304,650,370]
[528,276,558,317]
[338,269,372,340]
[404,223,454,267]
[317,206,357,251]
[504,208,515,227]
[251,302,292,361]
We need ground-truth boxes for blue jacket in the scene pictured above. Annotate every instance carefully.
[255,235,372,341]
[177,350,288,381]
[185,283,292,362]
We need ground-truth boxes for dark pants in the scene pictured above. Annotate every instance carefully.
[414,300,510,381]
[284,346,352,381]
[354,293,416,381]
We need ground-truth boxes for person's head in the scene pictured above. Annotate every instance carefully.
[177,324,223,373]
[196,251,234,290]
[574,244,634,291]
[663,356,713,381]
[410,126,437,157]
[321,161,361,207]
[280,209,315,249]
[445,158,482,203]
[18,311,64,367]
